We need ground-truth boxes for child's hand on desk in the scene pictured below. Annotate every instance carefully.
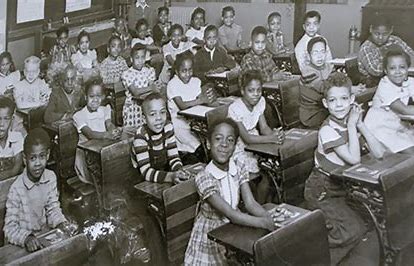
[262,216,277,231]
[24,234,43,252]
[173,170,191,184]
[197,92,210,105]
[272,128,285,143]
[58,221,78,237]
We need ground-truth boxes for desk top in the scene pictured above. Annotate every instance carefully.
[327,54,358,66]
[262,75,301,90]
[178,105,216,119]
[245,128,317,158]
[77,131,133,154]
[208,203,309,257]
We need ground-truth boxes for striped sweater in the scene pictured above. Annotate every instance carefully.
[132,122,183,183]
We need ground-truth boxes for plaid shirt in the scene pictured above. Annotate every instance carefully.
[49,44,76,66]
[241,50,278,82]
[4,169,67,247]
[358,35,414,77]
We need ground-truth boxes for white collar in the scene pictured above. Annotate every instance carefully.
[136,0,149,9]
[205,46,216,53]
[205,160,237,180]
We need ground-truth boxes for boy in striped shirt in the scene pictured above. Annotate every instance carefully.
[132,92,186,183]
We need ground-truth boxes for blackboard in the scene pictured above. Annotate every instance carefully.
[7,0,114,32]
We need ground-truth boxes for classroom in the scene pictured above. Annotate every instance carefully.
[1,0,414,265]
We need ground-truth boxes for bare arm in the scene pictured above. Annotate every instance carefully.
[236,120,279,145]
[165,55,175,67]
[172,95,206,110]
[390,99,414,115]
[241,182,270,217]
[258,114,274,136]
[358,121,386,159]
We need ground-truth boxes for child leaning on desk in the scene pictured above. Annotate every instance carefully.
[4,128,74,252]
[167,52,214,164]
[121,43,156,130]
[228,70,284,204]
[184,118,278,265]
[0,97,23,180]
[304,72,385,265]
[73,78,122,184]
[132,93,188,184]
[186,7,207,47]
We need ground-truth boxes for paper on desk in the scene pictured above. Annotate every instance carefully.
[206,71,228,78]
[180,105,215,117]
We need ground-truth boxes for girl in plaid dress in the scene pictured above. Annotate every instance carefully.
[184,118,276,265]
[121,44,156,129]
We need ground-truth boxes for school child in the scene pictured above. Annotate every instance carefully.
[166,52,213,162]
[14,56,51,110]
[99,36,129,85]
[304,72,385,265]
[112,17,132,52]
[44,65,86,124]
[73,78,122,184]
[0,96,23,180]
[71,30,99,82]
[185,7,207,46]
[294,11,333,74]
[0,52,20,98]
[4,128,71,251]
[358,16,414,88]
[121,44,156,129]
[228,70,284,203]
[48,26,76,77]
[132,92,187,183]
[364,50,414,153]
[241,26,288,83]
[131,18,164,77]
[299,36,333,129]
[266,12,288,56]
[152,6,171,47]
[184,118,277,265]
[158,24,196,84]
[218,6,243,51]
[193,25,237,83]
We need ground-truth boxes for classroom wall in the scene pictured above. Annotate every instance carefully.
[150,0,369,57]
[0,0,6,52]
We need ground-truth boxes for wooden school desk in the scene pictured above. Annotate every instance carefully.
[245,128,318,204]
[330,152,414,266]
[227,47,250,65]
[272,51,299,74]
[17,105,47,130]
[208,203,330,266]
[77,131,135,212]
[103,82,127,127]
[0,231,88,265]
[205,70,240,97]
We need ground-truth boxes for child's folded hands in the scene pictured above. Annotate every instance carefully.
[24,234,43,252]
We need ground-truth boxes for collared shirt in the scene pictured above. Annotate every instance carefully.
[0,131,23,158]
[358,35,414,78]
[4,169,67,247]
[13,78,51,110]
[0,71,20,96]
[204,46,216,61]
[294,34,333,74]
[218,23,242,51]
[241,50,278,82]
[73,105,112,143]
[99,56,129,85]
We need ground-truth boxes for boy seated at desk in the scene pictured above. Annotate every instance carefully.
[304,72,385,265]
[13,56,51,111]
[193,25,237,84]
[4,128,72,252]
[0,96,23,180]
[48,26,76,80]
[241,26,289,83]
[358,16,414,88]
[132,92,188,183]
[44,65,86,124]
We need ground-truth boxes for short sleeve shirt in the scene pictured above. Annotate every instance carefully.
[71,49,97,69]
[0,71,21,95]
[13,78,51,109]
[73,105,112,142]
[371,76,414,108]
[121,66,156,100]
[218,24,242,51]
[228,97,266,132]
[186,26,206,42]
[163,41,196,64]
[0,131,24,158]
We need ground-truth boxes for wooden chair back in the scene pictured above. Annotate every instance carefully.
[279,78,301,129]
[206,105,229,128]
[254,209,330,266]
[162,179,199,264]
[345,57,361,85]
[57,122,78,180]
[28,105,47,130]
[0,177,17,246]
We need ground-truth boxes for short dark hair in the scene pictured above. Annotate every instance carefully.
[158,6,169,15]
[307,36,327,54]
[173,50,194,74]
[142,92,166,114]
[371,15,391,29]
[85,77,104,95]
[107,35,122,48]
[222,6,235,17]
[323,72,352,98]
[241,69,263,88]
[303,10,321,24]
[0,51,16,73]
[204,25,218,38]
[24,128,51,155]
[168,24,183,37]
[56,26,69,37]
[191,7,205,23]
[135,18,149,31]
[251,26,267,40]
[383,49,411,70]
[207,118,240,143]
[77,30,90,44]
[131,43,147,58]
[268,12,281,24]
[0,96,16,115]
